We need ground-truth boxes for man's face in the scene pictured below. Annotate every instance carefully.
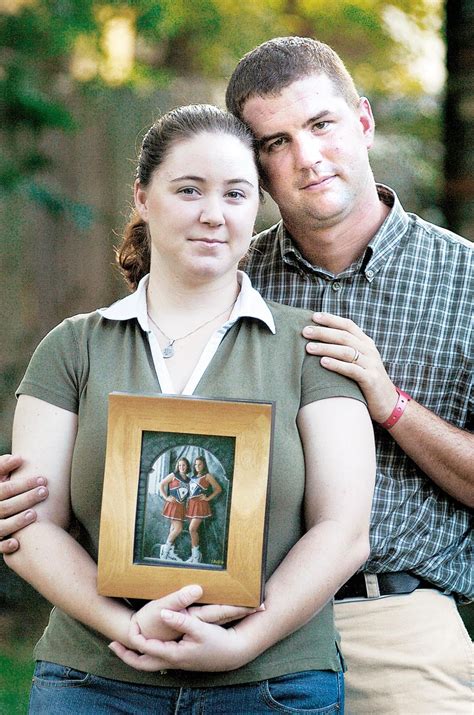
[241,73,375,233]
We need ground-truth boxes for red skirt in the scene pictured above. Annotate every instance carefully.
[186,498,212,519]
[162,500,186,521]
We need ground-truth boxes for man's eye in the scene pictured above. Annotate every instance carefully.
[313,121,330,131]
[266,137,286,152]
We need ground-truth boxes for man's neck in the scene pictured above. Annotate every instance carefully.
[284,194,390,275]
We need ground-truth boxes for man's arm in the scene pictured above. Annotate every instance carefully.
[303,312,474,508]
[0,454,48,553]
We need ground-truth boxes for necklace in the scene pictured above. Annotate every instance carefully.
[148,298,237,359]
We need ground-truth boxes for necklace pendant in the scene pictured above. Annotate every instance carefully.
[162,343,175,359]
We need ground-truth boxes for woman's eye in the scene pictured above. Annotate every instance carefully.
[178,187,199,196]
[226,190,245,200]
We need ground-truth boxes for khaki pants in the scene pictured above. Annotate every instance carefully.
[335,590,473,715]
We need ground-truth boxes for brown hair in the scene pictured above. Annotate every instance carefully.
[194,455,209,474]
[225,36,360,122]
[174,457,191,476]
[116,104,256,290]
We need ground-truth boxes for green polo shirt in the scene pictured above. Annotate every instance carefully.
[17,298,364,687]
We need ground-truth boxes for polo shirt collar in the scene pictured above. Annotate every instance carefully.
[98,271,276,334]
[277,184,411,282]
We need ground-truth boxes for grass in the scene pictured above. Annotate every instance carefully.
[0,598,50,715]
[0,652,34,715]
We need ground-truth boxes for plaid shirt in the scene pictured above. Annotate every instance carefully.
[244,185,473,599]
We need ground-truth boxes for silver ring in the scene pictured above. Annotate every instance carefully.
[351,348,360,363]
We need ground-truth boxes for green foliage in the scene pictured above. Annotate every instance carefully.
[0,0,443,223]
[0,2,89,223]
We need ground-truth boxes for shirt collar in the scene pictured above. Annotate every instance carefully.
[277,184,411,281]
[98,271,276,334]
[362,185,411,280]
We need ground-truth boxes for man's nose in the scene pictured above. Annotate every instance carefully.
[293,132,322,170]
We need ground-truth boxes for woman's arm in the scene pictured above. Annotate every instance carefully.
[4,396,253,644]
[159,474,174,501]
[0,454,48,554]
[234,396,375,655]
[110,396,376,671]
[203,474,222,502]
[4,396,141,644]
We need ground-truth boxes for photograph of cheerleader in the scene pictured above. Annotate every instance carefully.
[134,431,235,570]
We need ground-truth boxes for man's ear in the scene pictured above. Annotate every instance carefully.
[358,97,375,150]
[134,179,148,221]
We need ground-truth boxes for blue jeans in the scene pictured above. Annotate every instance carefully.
[29,660,344,714]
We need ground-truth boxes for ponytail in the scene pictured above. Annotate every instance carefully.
[116,211,151,291]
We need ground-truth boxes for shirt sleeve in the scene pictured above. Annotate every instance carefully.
[16,319,83,413]
[300,351,366,409]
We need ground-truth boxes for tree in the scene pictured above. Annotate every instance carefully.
[443,0,474,238]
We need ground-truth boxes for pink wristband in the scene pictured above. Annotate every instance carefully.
[380,388,411,429]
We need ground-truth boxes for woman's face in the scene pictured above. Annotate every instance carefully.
[177,459,188,475]
[134,131,259,283]
[195,459,205,474]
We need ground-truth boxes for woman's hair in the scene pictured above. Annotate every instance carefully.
[174,456,191,475]
[194,455,208,474]
[116,104,256,291]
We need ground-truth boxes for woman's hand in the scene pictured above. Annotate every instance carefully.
[110,610,252,673]
[189,602,264,626]
[132,584,204,641]
[133,589,263,641]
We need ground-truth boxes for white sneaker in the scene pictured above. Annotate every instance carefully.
[186,547,202,564]
[160,544,182,561]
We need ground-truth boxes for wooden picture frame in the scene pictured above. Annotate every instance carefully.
[97,393,274,607]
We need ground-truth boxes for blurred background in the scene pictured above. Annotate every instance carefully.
[1,1,472,711]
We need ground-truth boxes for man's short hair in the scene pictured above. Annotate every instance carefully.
[226,36,360,121]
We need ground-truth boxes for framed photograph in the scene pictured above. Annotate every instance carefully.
[97,393,274,607]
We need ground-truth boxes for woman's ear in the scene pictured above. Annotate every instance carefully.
[134,179,148,221]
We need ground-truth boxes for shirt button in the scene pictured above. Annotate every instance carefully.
[332,281,342,291]
[366,269,374,279]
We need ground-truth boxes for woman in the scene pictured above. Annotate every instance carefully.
[186,455,222,564]
[159,457,191,562]
[5,105,375,713]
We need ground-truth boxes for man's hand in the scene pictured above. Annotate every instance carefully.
[0,454,48,554]
[303,312,398,423]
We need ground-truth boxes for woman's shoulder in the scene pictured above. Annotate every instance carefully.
[263,300,312,330]
[47,309,105,338]
[26,311,102,357]
[63,308,114,331]
[55,307,136,343]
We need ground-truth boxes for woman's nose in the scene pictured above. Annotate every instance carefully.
[199,197,225,226]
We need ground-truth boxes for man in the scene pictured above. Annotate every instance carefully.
[1,36,473,714]
[224,37,473,714]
